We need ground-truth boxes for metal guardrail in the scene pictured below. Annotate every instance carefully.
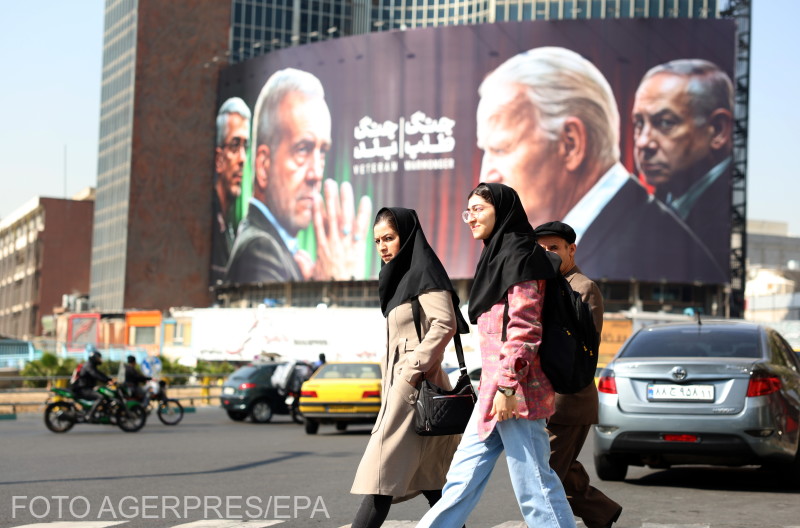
[0,375,228,415]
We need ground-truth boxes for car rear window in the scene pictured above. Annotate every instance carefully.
[230,364,277,380]
[620,327,761,359]
[316,363,381,379]
[230,366,259,380]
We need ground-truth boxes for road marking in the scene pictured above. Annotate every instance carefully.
[11,522,800,528]
[338,523,416,527]
[171,522,284,527]
[642,525,711,528]
[12,523,127,528]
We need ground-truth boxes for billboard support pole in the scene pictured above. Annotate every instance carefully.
[722,0,751,319]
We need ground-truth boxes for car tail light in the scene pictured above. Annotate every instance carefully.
[597,374,617,394]
[238,382,256,390]
[301,390,318,398]
[746,374,781,397]
[362,390,380,398]
[663,434,699,443]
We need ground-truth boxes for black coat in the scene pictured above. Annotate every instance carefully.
[73,361,111,391]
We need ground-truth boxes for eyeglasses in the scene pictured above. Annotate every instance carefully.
[222,138,249,153]
[462,205,490,223]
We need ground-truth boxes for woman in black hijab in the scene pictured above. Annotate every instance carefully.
[418,184,575,528]
[350,207,468,528]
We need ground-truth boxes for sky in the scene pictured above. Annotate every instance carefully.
[1,0,798,236]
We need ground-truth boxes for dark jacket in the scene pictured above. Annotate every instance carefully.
[73,361,111,391]
[579,177,728,284]
[211,190,235,284]
[123,364,150,387]
[224,202,303,284]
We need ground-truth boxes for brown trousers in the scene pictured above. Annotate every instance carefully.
[548,423,621,528]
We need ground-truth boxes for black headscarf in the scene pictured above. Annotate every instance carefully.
[377,207,469,334]
[467,183,555,324]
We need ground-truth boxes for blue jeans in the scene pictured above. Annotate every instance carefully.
[417,409,577,528]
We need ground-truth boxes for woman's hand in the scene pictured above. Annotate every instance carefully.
[489,390,518,422]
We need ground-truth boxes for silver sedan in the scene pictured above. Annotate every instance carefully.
[593,321,800,485]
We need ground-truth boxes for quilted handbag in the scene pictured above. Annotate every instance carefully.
[408,296,477,436]
[414,344,477,436]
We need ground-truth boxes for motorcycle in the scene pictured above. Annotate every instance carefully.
[144,379,184,425]
[44,384,147,433]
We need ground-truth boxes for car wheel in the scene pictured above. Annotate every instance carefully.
[335,422,348,432]
[305,419,319,435]
[227,410,247,421]
[250,401,273,423]
[594,454,628,481]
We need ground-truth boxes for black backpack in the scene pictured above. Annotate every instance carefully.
[501,253,599,394]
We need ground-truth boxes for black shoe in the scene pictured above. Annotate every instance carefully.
[603,506,623,528]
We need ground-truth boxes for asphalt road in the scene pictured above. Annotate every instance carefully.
[0,407,798,528]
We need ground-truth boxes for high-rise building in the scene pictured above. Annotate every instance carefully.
[230,0,730,64]
[91,0,231,311]
[0,193,94,339]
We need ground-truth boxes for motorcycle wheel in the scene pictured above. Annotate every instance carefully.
[157,399,184,425]
[117,403,147,432]
[44,402,76,433]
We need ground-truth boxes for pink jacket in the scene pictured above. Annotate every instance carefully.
[475,279,555,440]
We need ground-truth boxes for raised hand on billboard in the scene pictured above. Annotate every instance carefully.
[311,179,373,280]
[293,249,315,280]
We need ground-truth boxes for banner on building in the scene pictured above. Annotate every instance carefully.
[210,18,735,286]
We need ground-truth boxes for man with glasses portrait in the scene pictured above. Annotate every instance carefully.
[211,97,251,284]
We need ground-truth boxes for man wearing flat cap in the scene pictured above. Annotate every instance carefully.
[535,221,623,528]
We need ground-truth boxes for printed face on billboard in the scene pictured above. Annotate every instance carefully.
[211,18,736,286]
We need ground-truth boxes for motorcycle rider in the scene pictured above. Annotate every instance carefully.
[119,355,152,405]
[70,345,113,421]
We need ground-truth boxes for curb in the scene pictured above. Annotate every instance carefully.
[0,413,17,421]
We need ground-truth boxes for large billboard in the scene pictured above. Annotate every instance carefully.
[210,18,735,286]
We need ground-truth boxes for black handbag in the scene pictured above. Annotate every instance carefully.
[410,298,477,436]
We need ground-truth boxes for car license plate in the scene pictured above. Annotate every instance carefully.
[647,383,714,402]
[222,387,235,395]
[328,406,358,413]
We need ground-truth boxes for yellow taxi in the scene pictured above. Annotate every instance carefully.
[299,362,382,434]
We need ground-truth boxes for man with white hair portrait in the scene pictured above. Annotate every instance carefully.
[225,68,372,284]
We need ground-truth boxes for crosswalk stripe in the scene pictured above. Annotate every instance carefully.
[11,521,800,528]
[338,523,416,528]
[170,521,284,527]
[642,525,711,528]
[12,523,127,528]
